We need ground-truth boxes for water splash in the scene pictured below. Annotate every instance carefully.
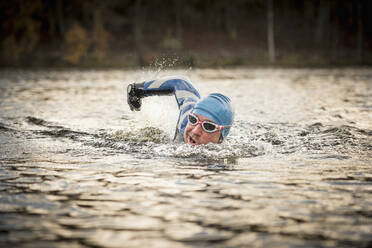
[21,112,371,164]
[105,127,171,144]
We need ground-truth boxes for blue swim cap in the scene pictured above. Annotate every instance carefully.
[192,93,234,140]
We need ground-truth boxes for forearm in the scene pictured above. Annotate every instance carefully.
[126,79,175,111]
[138,82,173,96]
[142,77,200,106]
[127,76,200,115]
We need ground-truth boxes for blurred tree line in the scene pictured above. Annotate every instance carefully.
[0,0,371,67]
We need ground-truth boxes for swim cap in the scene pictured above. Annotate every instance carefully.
[192,93,234,139]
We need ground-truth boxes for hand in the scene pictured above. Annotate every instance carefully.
[127,83,145,111]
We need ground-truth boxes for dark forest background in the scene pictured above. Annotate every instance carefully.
[1,0,371,68]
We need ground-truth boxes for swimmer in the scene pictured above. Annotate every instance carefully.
[127,76,233,145]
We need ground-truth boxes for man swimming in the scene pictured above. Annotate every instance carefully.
[127,76,233,145]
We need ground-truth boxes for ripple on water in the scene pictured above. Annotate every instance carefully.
[0,69,371,248]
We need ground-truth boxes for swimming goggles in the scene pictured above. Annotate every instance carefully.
[188,113,231,133]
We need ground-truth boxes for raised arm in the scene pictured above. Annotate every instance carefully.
[127,76,201,137]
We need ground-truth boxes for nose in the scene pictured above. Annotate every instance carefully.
[191,123,203,136]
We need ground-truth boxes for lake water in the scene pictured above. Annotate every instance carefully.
[0,68,371,248]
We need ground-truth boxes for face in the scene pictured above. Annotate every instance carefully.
[184,114,221,145]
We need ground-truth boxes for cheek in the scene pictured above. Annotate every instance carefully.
[199,132,220,144]
[205,132,220,143]
[184,124,192,138]
[184,124,192,134]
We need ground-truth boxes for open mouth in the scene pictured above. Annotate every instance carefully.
[187,134,198,146]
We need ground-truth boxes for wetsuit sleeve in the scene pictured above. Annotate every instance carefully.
[142,76,201,136]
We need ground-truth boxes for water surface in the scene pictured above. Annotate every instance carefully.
[0,68,371,248]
